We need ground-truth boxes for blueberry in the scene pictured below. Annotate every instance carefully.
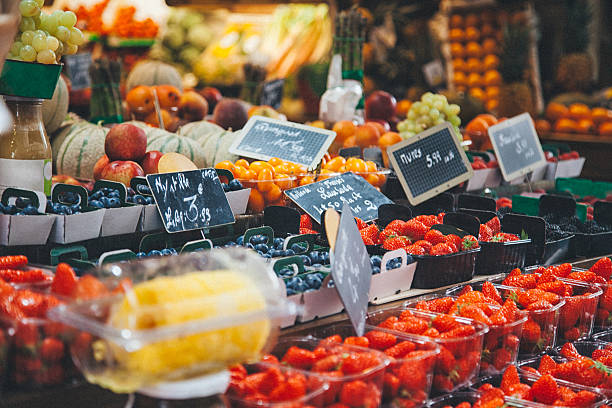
[300,255,311,266]
[15,197,31,208]
[146,197,154,204]
[268,250,280,258]
[148,250,162,257]
[286,277,300,287]
[286,288,297,296]
[295,280,308,292]
[134,195,147,205]
[321,252,330,264]
[309,250,320,262]
[229,179,243,191]
[222,183,230,192]
[370,255,382,267]
[63,206,73,215]
[406,255,415,265]
[108,190,120,198]
[23,205,38,215]
[108,198,121,208]
[246,243,254,249]
[252,235,268,245]
[127,187,135,196]
[161,248,173,256]
[226,241,236,247]
[89,200,103,209]
[254,244,269,253]
[291,243,306,253]
[236,236,244,246]
[4,205,17,215]
[257,250,265,257]
[304,274,322,289]
[141,185,151,195]
[312,263,322,269]
[372,266,381,275]
[273,237,284,248]
[90,190,103,200]
[263,253,272,259]
[71,204,81,211]
[100,197,110,207]
[16,211,24,215]
[126,196,134,203]
[136,252,147,258]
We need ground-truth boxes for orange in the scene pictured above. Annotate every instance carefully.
[486,86,500,101]
[599,122,612,137]
[449,28,465,42]
[300,176,315,186]
[396,100,412,117]
[454,71,468,87]
[466,58,482,73]
[554,118,577,133]
[267,157,283,167]
[257,168,274,192]
[481,24,495,37]
[469,87,486,101]
[453,58,466,72]
[215,160,236,177]
[308,120,326,129]
[318,169,336,180]
[155,85,181,111]
[534,119,552,134]
[247,189,265,213]
[378,131,402,167]
[465,42,483,58]
[450,14,464,28]
[274,164,292,175]
[355,124,380,148]
[467,73,483,88]
[484,70,502,87]
[482,38,497,55]
[465,27,480,42]
[456,85,468,93]
[367,121,387,137]
[144,109,176,130]
[450,42,465,58]
[346,158,367,173]
[264,184,282,203]
[568,103,590,121]
[591,107,612,124]
[545,102,569,121]
[324,156,346,172]
[465,13,479,27]
[483,54,500,71]
[343,135,357,148]
[576,119,595,134]
[249,161,274,175]
[476,114,498,126]
[235,159,250,169]
[126,86,155,114]
[365,160,378,172]
[466,116,489,134]
[365,174,380,186]
[332,120,356,143]
[275,173,294,190]
[485,99,499,113]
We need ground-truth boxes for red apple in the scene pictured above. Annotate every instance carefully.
[100,161,144,186]
[141,151,163,174]
[179,91,209,122]
[199,87,222,111]
[212,99,249,130]
[105,123,147,162]
[93,155,110,180]
[365,90,397,122]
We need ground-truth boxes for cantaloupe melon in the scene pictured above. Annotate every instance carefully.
[43,76,70,134]
[126,61,183,92]
[54,121,108,180]
[147,133,206,168]
[200,129,238,167]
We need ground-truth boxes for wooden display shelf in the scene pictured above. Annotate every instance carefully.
[541,132,612,144]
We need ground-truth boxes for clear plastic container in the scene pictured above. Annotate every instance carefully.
[307,323,439,407]
[270,336,390,407]
[366,306,489,393]
[47,248,298,393]
[352,169,392,189]
[592,329,612,343]
[428,391,548,408]
[237,176,298,214]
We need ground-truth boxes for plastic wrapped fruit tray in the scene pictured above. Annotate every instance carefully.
[411,248,480,289]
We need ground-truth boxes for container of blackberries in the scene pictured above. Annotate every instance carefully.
[46,183,106,244]
[0,188,55,246]
[90,180,143,237]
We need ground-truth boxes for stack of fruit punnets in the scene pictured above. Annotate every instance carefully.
[500,265,603,343]
[366,307,488,393]
[409,284,527,375]
[270,337,390,408]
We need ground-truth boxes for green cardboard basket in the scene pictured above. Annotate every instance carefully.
[0,60,62,99]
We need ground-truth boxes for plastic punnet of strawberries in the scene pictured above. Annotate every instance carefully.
[366,307,489,393]
[500,266,602,343]
[412,283,527,376]
[270,337,389,408]
[477,216,521,244]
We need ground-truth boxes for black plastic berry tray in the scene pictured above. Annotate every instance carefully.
[475,239,531,275]
[526,235,574,266]
[571,231,612,258]
[411,248,480,289]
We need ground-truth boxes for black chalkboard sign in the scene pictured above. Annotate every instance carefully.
[229,116,336,169]
[146,169,234,233]
[285,172,393,222]
[387,122,473,206]
[488,113,547,181]
[331,204,372,336]
[260,79,284,109]
[64,52,91,91]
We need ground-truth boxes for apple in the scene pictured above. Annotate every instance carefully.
[179,91,209,122]
[105,124,147,162]
[365,90,397,121]
[100,161,144,186]
[199,87,222,111]
[212,99,249,130]
[52,174,80,186]
[141,151,163,174]
[93,155,110,180]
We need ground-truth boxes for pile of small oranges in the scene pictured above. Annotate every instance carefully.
[536,102,612,137]
[321,156,389,190]
[448,10,503,112]
[330,120,402,167]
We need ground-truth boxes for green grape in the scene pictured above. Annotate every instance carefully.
[412,101,422,111]
[34,29,46,36]
[69,27,84,46]
[449,115,461,127]
[36,49,56,64]
[429,108,441,120]
[32,34,48,52]
[420,115,433,127]
[432,100,444,111]
[10,41,23,56]
[56,40,64,56]
[64,43,78,55]
[9,55,22,61]
[44,13,59,34]
[422,92,434,105]
[397,121,408,132]
[419,104,430,116]
[19,0,40,18]
[434,117,446,126]
[19,44,36,62]
[19,17,35,32]
[46,36,59,51]
[33,14,41,28]
[59,11,77,28]
[55,25,70,42]
[33,0,44,7]
[21,30,35,45]
[448,104,460,116]
[407,110,417,121]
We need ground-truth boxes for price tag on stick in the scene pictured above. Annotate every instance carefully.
[327,205,372,336]
[285,172,393,223]
[146,169,235,233]
[487,113,547,181]
[229,116,336,170]
[387,122,473,206]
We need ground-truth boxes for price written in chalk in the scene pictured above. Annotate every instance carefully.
[147,169,234,233]
[399,148,455,168]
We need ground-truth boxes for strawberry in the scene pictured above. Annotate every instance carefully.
[377,317,398,330]
[404,219,429,241]
[300,227,318,235]
[536,280,567,296]
[387,220,408,236]
[398,316,428,334]
[0,269,50,283]
[414,214,439,228]
[360,224,379,244]
[459,304,491,325]
[430,243,454,256]
[435,347,456,374]
[300,214,313,230]
[397,359,427,392]
[479,224,493,241]
[51,263,78,297]
[485,217,501,235]
[269,373,307,402]
[530,374,559,405]
[405,244,426,255]
[260,354,280,365]
[312,355,341,372]
[538,354,558,374]
[40,337,64,363]
[364,330,396,350]
[569,390,599,407]
[282,346,316,369]
[432,314,460,333]
[383,372,400,398]
[482,281,502,305]
[72,275,109,300]
[384,340,415,358]
[445,234,462,250]
[461,235,480,250]
[354,217,368,230]
[341,353,381,375]
[422,327,440,337]
[0,255,28,268]
[14,290,46,318]
[383,236,410,251]
[427,297,455,314]
[559,342,581,359]
[0,296,24,319]
[526,300,554,310]
[567,271,598,283]
[440,325,476,338]
[362,237,375,246]
[514,288,544,307]
[413,240,433,253]
[500,365,520,394]
[378,228,398,244]
[590,257,612,281]
[343,336,370,348]
[15,321,38,347]
[424,229,446,245]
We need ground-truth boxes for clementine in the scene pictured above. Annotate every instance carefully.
[568,103,590,121]
[332,120,356,143]
[599,122,612,137]
[554,118,577,133]
[545,102,569,121]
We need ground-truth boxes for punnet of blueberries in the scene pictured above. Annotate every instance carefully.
[215,233,330,263]
[369,254,415,275]
[136,248,179,258]
[0,197,40,215]
[283,272,325,296]
[126,187,154,205]
[88,188,123,209]
[221,179,244,193]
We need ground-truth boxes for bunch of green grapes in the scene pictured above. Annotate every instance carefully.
[7,0,85,65]
[398,93,463,140]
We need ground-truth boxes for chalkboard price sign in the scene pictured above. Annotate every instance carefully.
[260,79,284,109]
[285,172,393,222]
[146,169,234,233]
[63,52,92,91]
[387,122,473,206]
[488,113,547,181]
[229,116,336,169]
[330,204,372,336]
